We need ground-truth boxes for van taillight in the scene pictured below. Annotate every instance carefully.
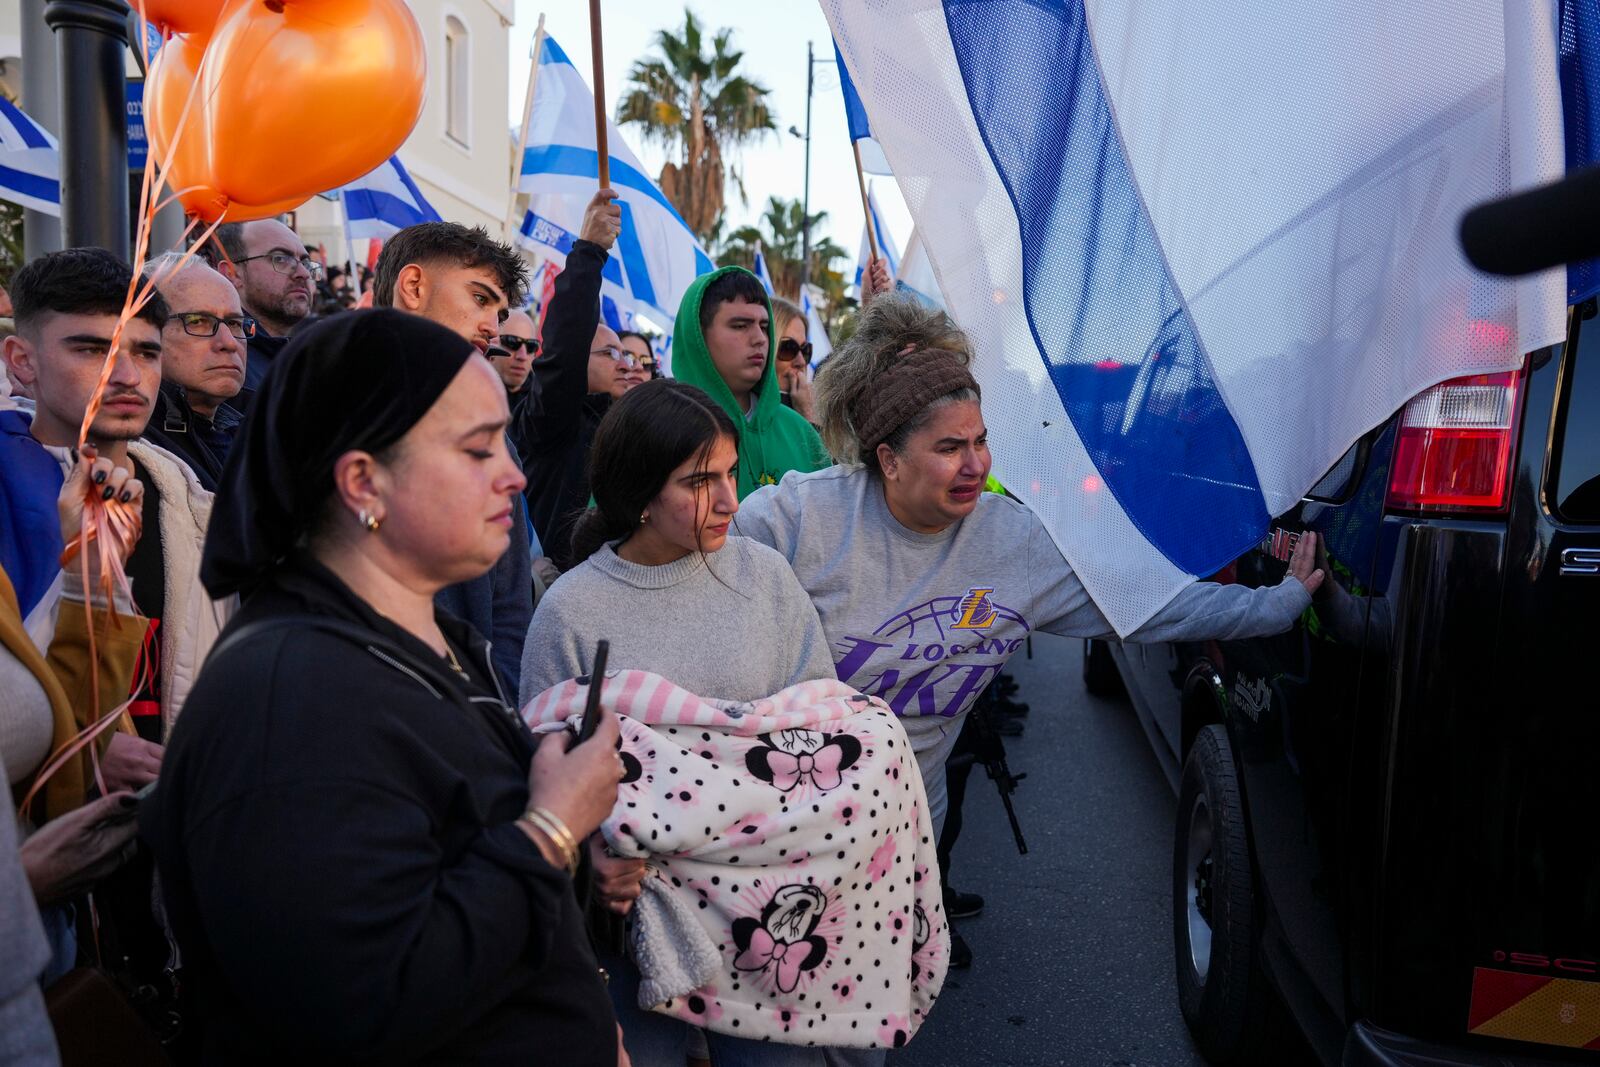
[1385,368,1523,513]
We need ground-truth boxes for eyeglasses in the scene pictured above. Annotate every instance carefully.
[234,250,324,280]
[591,346,640,370]
[500,334,541,355]
[777,338,814,362]
[166,311,257,340]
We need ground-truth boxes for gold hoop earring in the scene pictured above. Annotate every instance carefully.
[359,509,382,533]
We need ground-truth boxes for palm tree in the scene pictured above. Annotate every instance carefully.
[721,196,845,301]
[617,10,777,241]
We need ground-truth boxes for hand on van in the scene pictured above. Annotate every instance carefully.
[1288,531,1325,596]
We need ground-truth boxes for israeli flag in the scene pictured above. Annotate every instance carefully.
[338,155,441,240]
[801,286,833,368]
[752,243,776,296]
[517,33,714,324]
[853,184,900,291]
[832,40,891,176]
[895,229,946,311]
[826,0,1567,635]
[0,97,60,217]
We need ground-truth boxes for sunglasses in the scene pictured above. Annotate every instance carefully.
[499,334,540,355]
[777,338,814,361]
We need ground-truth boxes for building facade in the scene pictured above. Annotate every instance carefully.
[292,0,519,270]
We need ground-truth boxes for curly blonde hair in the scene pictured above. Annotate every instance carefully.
[814,292,978,470]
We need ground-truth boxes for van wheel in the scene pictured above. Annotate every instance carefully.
[1174,725,1274,1064]
[1083,639,1125,698]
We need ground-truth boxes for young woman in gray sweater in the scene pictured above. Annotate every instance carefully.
[519,381,881,1067]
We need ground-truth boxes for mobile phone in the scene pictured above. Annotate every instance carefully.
[570,640,609,748]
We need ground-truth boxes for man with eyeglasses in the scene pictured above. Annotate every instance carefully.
[207,219,318,391]
[138,254,250,491]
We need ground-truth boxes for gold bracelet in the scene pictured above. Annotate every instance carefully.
[521,809,579,873]
[520,813,576,872]
[528,807,578,858]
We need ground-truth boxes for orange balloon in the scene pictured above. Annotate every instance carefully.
[133,0,230,37]
[144,35,213,210]
[200,0,425,206]
[145,35,307,223]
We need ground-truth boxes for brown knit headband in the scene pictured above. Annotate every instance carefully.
[851,348,981,454]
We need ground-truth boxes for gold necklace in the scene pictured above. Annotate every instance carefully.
[443,642,468,677]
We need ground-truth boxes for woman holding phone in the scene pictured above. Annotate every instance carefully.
[520,380,886,1067]
[145,311,630,1065]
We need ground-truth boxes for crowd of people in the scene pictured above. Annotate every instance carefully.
[0,187,1327,1066]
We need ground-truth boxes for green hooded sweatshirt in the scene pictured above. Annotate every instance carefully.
[671,266,832,498]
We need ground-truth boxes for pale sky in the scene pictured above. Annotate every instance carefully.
[505,1,912,271]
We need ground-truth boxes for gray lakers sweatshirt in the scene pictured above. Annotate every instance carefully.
[519,537,837,708]
[733,465,1313,829]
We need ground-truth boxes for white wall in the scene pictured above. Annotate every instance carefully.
[295,0,516,268]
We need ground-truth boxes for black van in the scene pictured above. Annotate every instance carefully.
[1087,301,1600,1065]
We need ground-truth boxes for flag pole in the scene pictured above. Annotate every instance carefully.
[853,142,880,263]
[505,12,546,240]
[589,0,609,189]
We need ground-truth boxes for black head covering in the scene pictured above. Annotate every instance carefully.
[201,309,475,598]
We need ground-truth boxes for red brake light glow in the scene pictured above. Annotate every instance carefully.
[1386,368,1522,513]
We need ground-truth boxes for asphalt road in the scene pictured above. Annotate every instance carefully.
[890,632,1210,1067]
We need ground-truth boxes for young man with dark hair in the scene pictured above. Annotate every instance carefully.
[375,221,535,693]
[0,247,232,776]
[210,218,318,389]
[373,222,529,349]
[670,267,832,497]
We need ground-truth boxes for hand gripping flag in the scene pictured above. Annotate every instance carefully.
[853,183,901,291]
[0,97,61,216]
[825,0,1567,636]
[338,155,441,240]
[516,33,715,326]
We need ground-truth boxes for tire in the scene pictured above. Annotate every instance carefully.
[1082,639,1126,698]
[1173,724,1278,1064]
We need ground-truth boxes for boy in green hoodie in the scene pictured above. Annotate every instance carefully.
[671,266,832,497]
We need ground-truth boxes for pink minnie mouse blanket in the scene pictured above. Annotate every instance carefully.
[523,670,949,1049]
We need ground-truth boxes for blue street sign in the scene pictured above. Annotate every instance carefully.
[127,81,147,172]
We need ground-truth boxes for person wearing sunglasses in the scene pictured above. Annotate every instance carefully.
[208,219,320,391]
[139,254,253,492]
[490,309,541,399]
[770,296,818,425]
[616,330,658,379]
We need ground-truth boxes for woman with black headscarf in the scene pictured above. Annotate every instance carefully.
[142,310,630,1065]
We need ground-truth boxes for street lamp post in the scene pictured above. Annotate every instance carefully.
[44,0,130,257]
[793,41,829,294]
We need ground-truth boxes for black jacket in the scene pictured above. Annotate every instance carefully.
[241,330,290,392]
[511,240,609,571]
[142,558,615,1065]
[140,381,242,492]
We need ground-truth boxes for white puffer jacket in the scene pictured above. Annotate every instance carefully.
[125,440,234,730]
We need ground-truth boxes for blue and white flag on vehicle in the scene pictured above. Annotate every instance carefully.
[337,155,440,240]
[832,40,891,176]
[0,97,60,216]
[825,0,1567,636]
[853,184,900,291]
[516,32,714,324]
[752,243,776,295]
